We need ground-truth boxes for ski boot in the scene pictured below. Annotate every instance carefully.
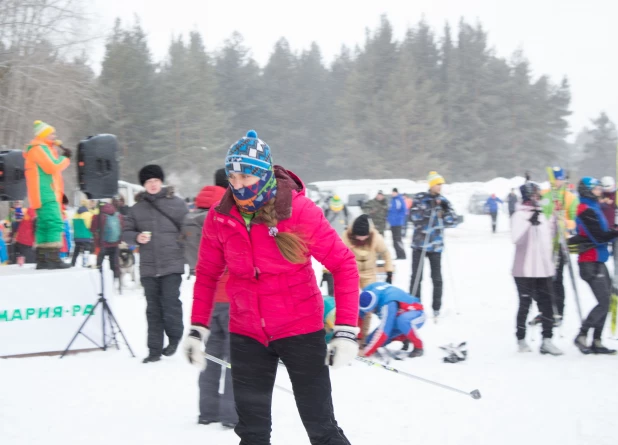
[574,334,592,355]
[540,338,563,356]
[590,340,617,355]
[162,339,180,357]
[517,339,532,352]
[409,348,424,358]
[142,354,161,363]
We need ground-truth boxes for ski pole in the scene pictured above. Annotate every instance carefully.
[411,207,437,297]
[442,246,460,315]
[355,356,481,400]
[204,354,294,396]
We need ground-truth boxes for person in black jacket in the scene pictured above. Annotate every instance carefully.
[507,189,518,217]
[122,165,188,363]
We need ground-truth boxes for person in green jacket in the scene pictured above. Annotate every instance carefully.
[71,200,94,267]
[539,166,579,323]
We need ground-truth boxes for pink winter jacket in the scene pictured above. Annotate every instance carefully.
[511,203,556,278]
[191,166,360,346]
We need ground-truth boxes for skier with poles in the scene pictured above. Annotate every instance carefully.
[600,176,618,337]
[569,177,618,354]
[408,171,459,319]
[511,181,563,355]
[536,166,579,325]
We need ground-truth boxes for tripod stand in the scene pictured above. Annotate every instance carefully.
[60,266,134,358]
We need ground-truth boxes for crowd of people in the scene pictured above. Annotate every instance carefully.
[4,121,618,445]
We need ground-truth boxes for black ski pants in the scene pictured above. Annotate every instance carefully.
[71,241,93,267]
[141,273,184,356]
[514,277,554,339]
[579,262,612,340]
[97,246,119,278]
[409,249,443,311]
[230,330,350,445]
[553,249,566,317]
[391,225,406,259]
[490,212,497,233]
[199,303,237,425]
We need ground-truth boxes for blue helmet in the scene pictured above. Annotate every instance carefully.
[552,166,567,181]
[359,290,378,313]
[578,177,601,199]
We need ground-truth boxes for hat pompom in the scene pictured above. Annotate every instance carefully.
[246,130,258,138]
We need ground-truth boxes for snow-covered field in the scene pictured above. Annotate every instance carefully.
[2,178,617,445]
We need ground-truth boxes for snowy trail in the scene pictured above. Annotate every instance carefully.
[3,212,617,445]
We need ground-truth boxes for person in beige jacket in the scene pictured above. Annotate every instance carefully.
[343,214,394,287]
[343,214,394,346]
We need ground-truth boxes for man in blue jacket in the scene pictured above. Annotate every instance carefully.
[409,171,458,318]
[388,188,408,259]
[485,194,503,233]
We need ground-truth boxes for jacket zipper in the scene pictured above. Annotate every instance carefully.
[215,207,268,343]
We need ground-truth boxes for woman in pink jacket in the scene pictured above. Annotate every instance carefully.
[184,130,359,445]
[511,181,562,356]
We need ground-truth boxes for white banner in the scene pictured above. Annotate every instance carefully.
[0,265,115,357]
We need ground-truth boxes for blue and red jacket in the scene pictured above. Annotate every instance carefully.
[360,282,425,356]
[575,197,618,263]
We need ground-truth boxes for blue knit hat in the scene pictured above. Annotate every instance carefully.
[225,130,273,178]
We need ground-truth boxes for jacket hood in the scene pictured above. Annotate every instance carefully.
[216,166,305,222]
[136,186,175,202]
[196,185,227,209]
[99,202,117,215]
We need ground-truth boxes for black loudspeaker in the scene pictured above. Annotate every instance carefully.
[78,134,119,199]
[0,150,26,201]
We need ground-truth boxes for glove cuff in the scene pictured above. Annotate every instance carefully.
[189,325,209,339]
[332,325,360,342]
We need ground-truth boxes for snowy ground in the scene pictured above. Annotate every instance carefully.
[3,179,617,445]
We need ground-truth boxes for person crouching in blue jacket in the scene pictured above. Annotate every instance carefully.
[359,282,425,358]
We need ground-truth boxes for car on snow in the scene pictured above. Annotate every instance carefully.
[467,192,491,215]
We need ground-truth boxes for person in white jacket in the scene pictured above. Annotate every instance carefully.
[511,182,563,355]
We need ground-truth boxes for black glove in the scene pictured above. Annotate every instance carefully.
[62,147,73,159]
[529,210,541,226]
[386,271,393,284]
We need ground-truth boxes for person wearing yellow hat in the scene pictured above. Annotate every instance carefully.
[407,171,459,321]
[24,120,72,269]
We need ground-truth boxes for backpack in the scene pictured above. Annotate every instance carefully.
[182,210,208,270]
[103,212,121,243]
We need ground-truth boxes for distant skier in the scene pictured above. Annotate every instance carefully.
[362,191,388,236]
[570,177,618,354]
[485,194,503,233]
[359,282,425,358]
[511,182,563,355]
[388,188,408,259]
[409,171,459,318]
[539,166,579,324]
[324,194,349,237]
[507,189,518,217]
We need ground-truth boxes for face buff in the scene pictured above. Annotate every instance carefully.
[231,169,278,214]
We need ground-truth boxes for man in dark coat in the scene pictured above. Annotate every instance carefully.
[362,190,388,235]
[122,164,188,363]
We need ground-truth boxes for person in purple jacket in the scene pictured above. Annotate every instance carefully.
[511,181,563,355]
